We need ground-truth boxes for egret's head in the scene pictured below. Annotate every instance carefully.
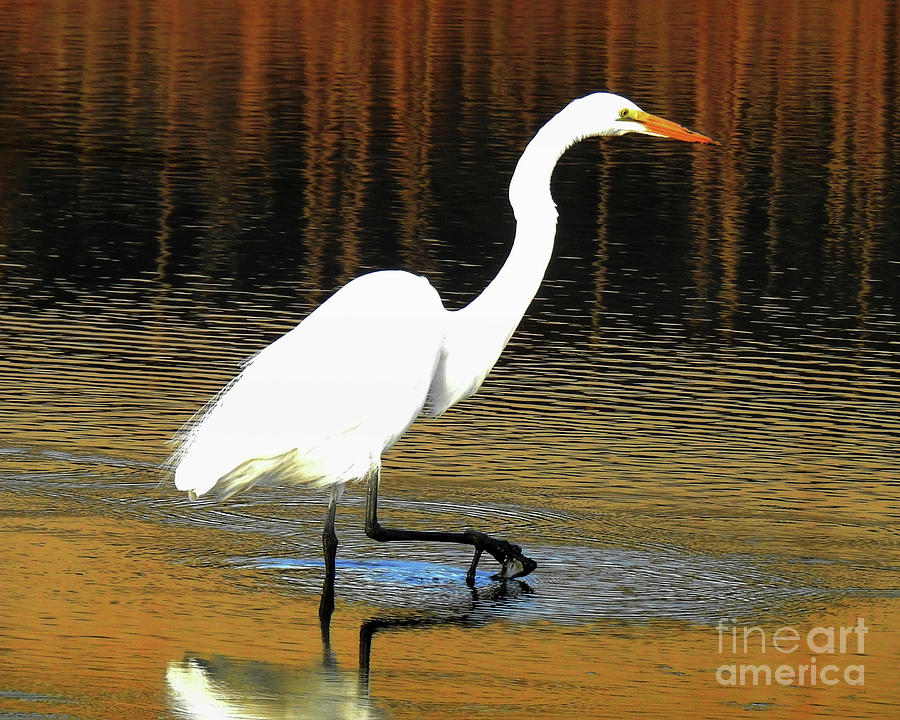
[573,92,718,145]
[510,92,717,211]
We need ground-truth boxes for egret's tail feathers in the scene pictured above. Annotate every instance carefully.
[174,439,376,501]
[173,449,301,502]
[203,449,302,502]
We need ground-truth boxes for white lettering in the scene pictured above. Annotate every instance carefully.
[773,626,799,653]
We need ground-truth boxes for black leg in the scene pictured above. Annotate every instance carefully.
[364,468,536,585]
[319,484,341,626]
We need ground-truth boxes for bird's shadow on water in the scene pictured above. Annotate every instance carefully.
[166,583,528,720]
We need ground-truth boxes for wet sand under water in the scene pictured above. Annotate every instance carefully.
[2,490,898,720]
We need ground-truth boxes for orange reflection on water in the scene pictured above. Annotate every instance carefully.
[1,2,899,719]
[2,492,898,719]
[1,0,897,306]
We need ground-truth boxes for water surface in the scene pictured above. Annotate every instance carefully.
[1,1,899,718]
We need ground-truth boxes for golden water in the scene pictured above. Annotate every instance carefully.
[1,1,898,718]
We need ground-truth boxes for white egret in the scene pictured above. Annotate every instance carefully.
[169,92,716,617]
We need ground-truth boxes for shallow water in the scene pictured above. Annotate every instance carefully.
[1,1,899,718]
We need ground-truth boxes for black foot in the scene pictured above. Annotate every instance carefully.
[463,530,537,586]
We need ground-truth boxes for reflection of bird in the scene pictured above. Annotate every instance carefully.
[170,92,715,615]
[166,651,391,720]
[166,585,526,720]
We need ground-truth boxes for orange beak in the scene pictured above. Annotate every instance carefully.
[640,111,718,145]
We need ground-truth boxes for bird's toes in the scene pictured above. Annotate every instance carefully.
[492,556,526,580]
[491,549,537,581]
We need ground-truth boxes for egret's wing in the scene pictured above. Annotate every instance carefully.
[172,271,445,497]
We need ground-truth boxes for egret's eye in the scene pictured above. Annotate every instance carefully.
[619,108,631,119]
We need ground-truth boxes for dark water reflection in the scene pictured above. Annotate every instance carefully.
[2,1,900,718]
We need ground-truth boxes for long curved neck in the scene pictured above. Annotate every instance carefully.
[427,105,593,415]
[460,110,578,340]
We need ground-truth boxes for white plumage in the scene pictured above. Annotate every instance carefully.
[169,92,715,593]
[172,271,445,499]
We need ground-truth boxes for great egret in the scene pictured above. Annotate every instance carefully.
[170,92,715,617]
